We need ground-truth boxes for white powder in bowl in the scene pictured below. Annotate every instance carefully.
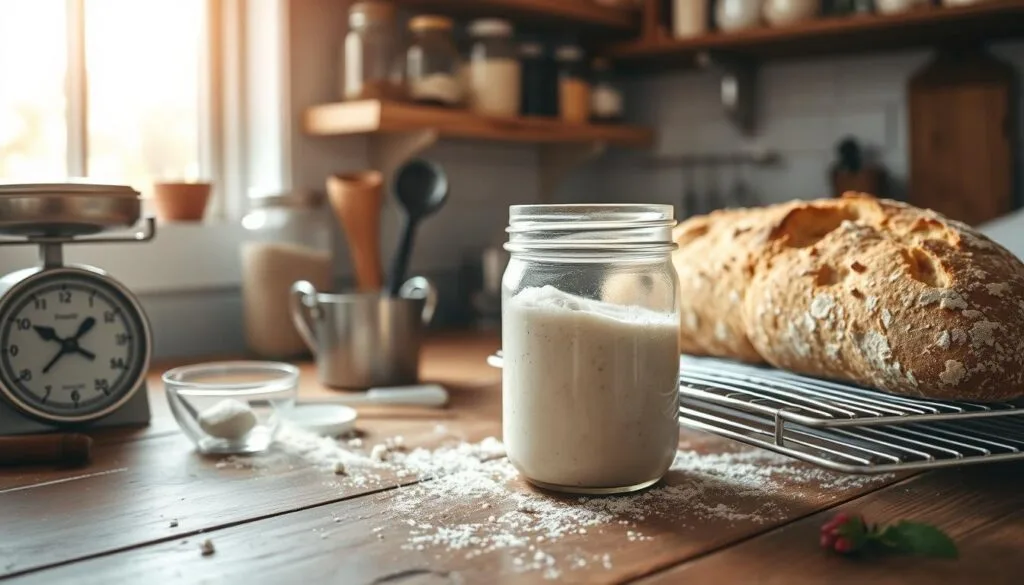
[198,398,257,439]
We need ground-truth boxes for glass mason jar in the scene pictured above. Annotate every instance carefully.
[405,15,464,107]
[501,205,680,495]
[342,1,404,101]
[554,45,591,124]
[240,192,334,360]
[467,18,521,117]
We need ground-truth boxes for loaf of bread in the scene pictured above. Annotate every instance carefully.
[673,193,1024,402]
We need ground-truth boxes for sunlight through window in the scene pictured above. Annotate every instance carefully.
[0,1,68,180]
[85,0,205,190]
[0,0,206,192]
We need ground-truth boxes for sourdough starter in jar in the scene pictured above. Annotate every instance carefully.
[503,286,679,492]
[501,204,680,494]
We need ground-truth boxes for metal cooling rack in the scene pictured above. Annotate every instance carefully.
[678,355,1024,426]
[488,350,1024,474]
[680,400,1024,474]
[681,356,1024,473]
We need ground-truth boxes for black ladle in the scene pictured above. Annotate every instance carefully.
[387,158,449,296]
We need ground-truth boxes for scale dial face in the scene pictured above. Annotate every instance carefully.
[0,268,150,423]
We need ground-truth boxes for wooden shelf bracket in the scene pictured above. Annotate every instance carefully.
[538,142,607,203]
[367,129,440,185]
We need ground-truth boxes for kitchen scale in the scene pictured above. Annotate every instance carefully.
[0,183,155,435]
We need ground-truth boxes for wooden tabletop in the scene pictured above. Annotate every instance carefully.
[2,333,1023,584]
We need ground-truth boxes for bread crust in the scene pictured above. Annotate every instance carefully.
[673,192,1024,401]
[671,204,797,362]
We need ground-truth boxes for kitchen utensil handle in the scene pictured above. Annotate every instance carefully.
[302,384,449,408]
[387,219,417,297]
[0,434,92,466]
[352,252,383,292]
[399,276,437,325]
[367,384,448,407]
[289,280,320,356]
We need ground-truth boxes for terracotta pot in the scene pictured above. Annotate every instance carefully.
[152,182,212,221]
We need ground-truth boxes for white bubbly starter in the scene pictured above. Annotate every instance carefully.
[502,285,680,491]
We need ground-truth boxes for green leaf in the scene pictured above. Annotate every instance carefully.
[878,521,958,559]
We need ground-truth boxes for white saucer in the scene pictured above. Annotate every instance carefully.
[283,404,358,436]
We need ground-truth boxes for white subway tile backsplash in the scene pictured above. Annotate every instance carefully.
[761,59,839,116]
[660,118,742,156]
[760,112,837,152]
[834,51,928,107]
[751,151,833,203]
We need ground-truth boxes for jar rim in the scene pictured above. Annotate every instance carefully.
[509,203,673,212]
[508,203,674,229]
[505,204,676,257]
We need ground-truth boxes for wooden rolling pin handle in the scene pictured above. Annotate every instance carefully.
[0,433,93,466]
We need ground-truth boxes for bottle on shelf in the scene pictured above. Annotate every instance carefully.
[406,15,465,107]
[467,18,522,117]
[673,0,710,38]
[555,44,591,124]
[590,58,624,123]
[342,1,404,101]
[519,41,558,117]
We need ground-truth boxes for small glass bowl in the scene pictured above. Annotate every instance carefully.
[163,361,298,455]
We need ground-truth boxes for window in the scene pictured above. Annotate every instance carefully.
[0,0,290,295]
[0,0,212,204]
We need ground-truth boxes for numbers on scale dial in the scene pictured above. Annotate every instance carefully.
[0,276,145,418]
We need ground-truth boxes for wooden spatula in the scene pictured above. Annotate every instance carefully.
[327,171,384,292]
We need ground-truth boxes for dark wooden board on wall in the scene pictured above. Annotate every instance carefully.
[909,46,1017,226]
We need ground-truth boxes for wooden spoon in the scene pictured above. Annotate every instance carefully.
[327,171,384,292]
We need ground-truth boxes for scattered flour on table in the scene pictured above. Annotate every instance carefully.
[211,424,889,580]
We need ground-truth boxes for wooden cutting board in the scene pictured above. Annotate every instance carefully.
[908,46,1017,226]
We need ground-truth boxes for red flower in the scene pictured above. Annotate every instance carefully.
[819,512,866,555]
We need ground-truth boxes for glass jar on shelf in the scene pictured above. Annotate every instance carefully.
[405,15,464,107]
[240,191,334,360]
[555,45,591,124]
[590,58,623,123]
[342,1,404,101]
[715,0,763,33]
[467,18,521,117]
[519,41,557,117]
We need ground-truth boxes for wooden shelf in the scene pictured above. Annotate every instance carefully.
[392,0,638,31]
[608,0,1024,67]
[304,100,651,202]
[304,100,653,147]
